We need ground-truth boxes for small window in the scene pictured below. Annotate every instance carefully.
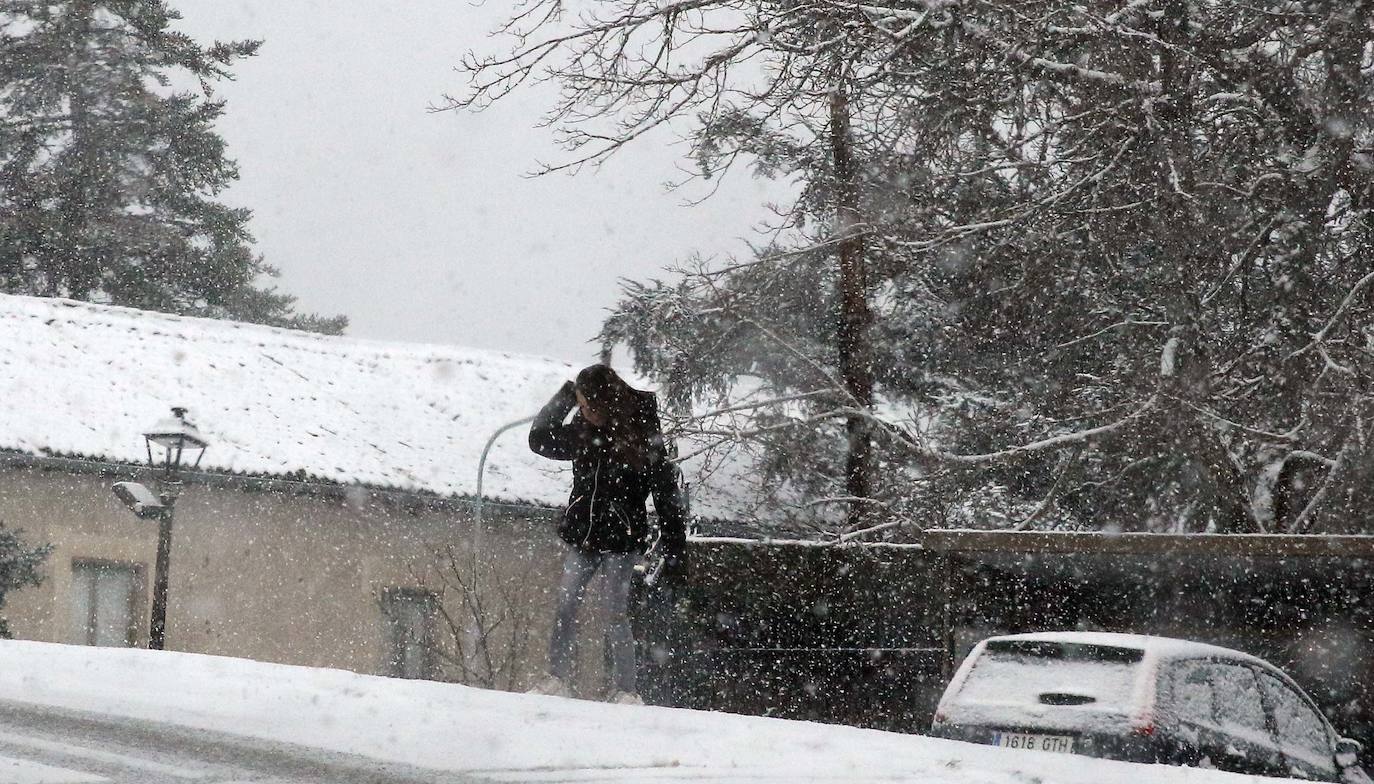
[984,640,1144,664]
[381,589,439,680]
[1211,663,1272,741]
[1258,671,1336,777]
[70,560,138,647]
[1170,660,1218,726]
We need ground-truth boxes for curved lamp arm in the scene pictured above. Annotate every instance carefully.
[473,415,537,575]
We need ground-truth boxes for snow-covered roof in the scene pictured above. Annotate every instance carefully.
[983,631,1266,665]
[0,294,747,517]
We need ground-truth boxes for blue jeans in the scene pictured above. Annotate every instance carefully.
[549,548,637,693]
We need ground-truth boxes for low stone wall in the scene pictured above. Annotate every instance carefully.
[640,537,1374,754]
[633,541,947,732]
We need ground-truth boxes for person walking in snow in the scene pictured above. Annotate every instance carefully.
[527,363,688,704]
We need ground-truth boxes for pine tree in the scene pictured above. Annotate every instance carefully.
[0,0,345,333]
[606,1,1374,537]
[0,522,49,639]
[449,2,941,528]
[455,1,1373,537]
[863,0,1374,535]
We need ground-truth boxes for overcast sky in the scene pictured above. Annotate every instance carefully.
[171,0,788,364]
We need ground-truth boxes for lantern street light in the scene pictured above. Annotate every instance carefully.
[111,406,209,650]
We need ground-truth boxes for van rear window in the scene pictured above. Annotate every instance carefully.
[954,641,1145,712]
[984,640,1144,664]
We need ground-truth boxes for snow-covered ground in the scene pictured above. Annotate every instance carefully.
[0,640,1293,783]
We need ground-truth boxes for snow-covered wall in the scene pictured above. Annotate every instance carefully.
[0,294,740,516]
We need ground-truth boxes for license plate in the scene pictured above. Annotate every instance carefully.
[991,732,1074,754]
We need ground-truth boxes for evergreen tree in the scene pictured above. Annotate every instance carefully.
[451,1,950,528]
[0,522,49,639]
[857,0,1374,536]
[609,1,1374,537]
[0,0,345,333]
[455,1,1373,537]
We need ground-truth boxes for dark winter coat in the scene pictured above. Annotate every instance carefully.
[529,381,688,565]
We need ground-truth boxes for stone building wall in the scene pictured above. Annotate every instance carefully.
[0,464,623,695]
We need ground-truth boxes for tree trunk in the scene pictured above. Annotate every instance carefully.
[59,0,97,298]
[1150,0,1258,532]
[828,76,874,529]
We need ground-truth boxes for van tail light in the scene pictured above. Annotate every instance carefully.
[1132,722,1156,737]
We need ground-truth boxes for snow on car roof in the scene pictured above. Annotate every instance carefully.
[0,294,752,517]
[985,631,1269,666]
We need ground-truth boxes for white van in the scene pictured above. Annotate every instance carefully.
[930,631,1369,782]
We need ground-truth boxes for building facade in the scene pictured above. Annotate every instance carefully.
[0,458,597,690]
[0,294,722,695]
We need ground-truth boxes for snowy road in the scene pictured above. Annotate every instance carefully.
[0,700,482,784]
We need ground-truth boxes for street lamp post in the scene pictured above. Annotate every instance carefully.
[112,406,209,651]
[454,414,534,674]
[473,415,535,587]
